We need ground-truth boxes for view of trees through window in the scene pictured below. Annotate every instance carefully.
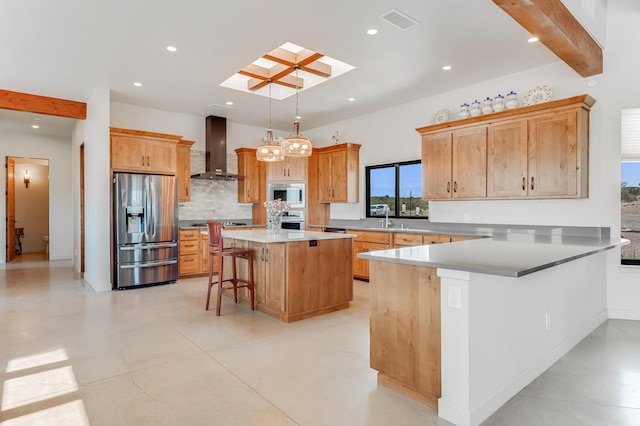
[621,162,640,264]
[366,161,428,218]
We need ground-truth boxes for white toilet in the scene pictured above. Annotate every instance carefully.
[42,236,49,254]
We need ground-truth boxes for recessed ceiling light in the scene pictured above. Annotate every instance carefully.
[31,124,39,129]
[442,65,452,71]
[133,82,142,87]
[367,29,378,35]
[528,36,539,43]
[226,101,234,106]
[166,45,177,52]
[348,97,356,102]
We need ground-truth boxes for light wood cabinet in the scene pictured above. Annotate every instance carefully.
[179,228,218,277]
[347,230,390,280]
[317,143,360,203]
[236,148,261,203]
[177,140,194,202]
[422,127,487,200]
[267,156,307,181]
[418,94,594,201]
[110,127,180,174]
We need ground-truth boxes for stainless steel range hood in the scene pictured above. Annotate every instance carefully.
[190,115,244,180]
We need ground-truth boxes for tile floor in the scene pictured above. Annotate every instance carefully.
[0,260,639,425]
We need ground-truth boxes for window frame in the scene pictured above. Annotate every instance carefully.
[365,159,426,219]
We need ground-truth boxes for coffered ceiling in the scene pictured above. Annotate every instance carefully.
[0,0,579,136]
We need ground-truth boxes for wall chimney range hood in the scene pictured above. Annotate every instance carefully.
[190,115,244,180]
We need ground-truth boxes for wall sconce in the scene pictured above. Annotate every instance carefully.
[23,170,30,188]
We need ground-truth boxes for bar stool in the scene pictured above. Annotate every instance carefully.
[206,221,255,316]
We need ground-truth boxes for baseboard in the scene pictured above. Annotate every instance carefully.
[608,308,640,320]
[439,309,608,426]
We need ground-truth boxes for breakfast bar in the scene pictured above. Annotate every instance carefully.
[359,229,627,426]
[222,229,355,322]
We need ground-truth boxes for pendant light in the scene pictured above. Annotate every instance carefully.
[282,66,312,157]
[256,81,284,162]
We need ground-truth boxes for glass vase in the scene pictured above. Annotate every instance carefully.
[268,212,283,234]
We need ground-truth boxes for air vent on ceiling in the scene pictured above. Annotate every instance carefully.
[379,8,419,31]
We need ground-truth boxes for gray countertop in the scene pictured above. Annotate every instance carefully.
[358,234,627,277]
[222,229,355,243]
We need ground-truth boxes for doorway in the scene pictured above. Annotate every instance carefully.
[5,156,50,263]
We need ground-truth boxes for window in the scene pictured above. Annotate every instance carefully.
[621,162,640,264]
[366,160,427,218]
[621,107,640,264]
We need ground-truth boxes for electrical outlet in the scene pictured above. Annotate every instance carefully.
[545,313,551,330]
[447,286,462,309]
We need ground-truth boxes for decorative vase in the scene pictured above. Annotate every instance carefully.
[493,94,505,112]
[459,103,470,119]
[506,91,518,109]
[482,97,493,114]
[268,212,283,234]
[470,100,481,117]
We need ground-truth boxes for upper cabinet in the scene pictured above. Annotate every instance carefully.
[110,127,180,175]
[317,143,361,203]
[176,139,194,202]
[267,156,307,181]
[422,127,487,199]
[236,148,263,203]
[418,94,595,201]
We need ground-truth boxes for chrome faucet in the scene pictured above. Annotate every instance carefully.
[380,209,392,228]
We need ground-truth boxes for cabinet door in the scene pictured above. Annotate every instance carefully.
[352,240,368,279]
[422,132,453,199]
[487,119,528,198]
[111,135,147,172]
[176,144,191,202]
[528,111,578,197]
[285,157,307,180]
[264,243,286,311]
[237,150,260,203]
[452,127,487,199]
[145,140,176,174]
[328,151,349,201]
[318,152,333,203]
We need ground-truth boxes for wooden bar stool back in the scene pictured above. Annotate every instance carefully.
[206,221,255,316]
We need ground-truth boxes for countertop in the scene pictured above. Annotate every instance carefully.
[222,229,355,243]
[358,234,627,277]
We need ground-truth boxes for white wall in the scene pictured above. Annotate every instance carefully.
[82,87,111,292]
[0,131,72,262]
[14,163,48,253]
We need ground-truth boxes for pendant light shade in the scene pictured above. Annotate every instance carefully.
[282,66,312,157]
[257,82,284,162]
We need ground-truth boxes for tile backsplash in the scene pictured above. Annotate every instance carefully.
[178,150,253,221]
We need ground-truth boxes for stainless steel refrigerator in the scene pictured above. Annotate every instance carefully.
[113,173,179,289]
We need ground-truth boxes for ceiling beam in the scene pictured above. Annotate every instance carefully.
[492,0,602,77]
[0,89,86,119]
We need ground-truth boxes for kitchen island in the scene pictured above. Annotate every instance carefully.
[358,228,626,426]
[221,229,355,322]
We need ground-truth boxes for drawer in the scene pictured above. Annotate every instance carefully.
[424,234,452,244]
[347,229,390,244]
[180,229,200,241]
[393,233,423,247]
[179,254,199,274]
[450,235,480,243]
[180,240,199,255]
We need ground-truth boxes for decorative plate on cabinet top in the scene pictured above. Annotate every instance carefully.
[523,85,552,105]
[431,108,450,124]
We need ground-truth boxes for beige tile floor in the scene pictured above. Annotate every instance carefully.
[0,259,639,425]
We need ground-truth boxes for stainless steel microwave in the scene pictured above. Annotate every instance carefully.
[268,183,305,208]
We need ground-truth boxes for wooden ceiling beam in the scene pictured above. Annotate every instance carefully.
[247,75,303,91]
[0,89,86,119]
[492,0,602,77]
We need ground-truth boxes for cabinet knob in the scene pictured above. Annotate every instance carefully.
[141,156,145,166]
[531,177,535,190]
[522,177,526,191]
[453,181,457,193]
[447,182,451,193]
[147,156,150,167]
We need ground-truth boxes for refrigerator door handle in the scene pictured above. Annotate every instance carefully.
[119,242,178,250]
[120,259,178,269]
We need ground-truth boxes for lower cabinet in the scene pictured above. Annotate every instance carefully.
[347,230,390,280]
[179,229,218,277]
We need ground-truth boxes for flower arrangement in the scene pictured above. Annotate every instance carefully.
[264,198,291,216]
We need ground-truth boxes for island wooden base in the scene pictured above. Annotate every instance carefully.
[369,260,441,409]
[223,236,354,323]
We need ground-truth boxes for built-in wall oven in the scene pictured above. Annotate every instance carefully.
[281,211,305,230]
[268,183,305,208]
